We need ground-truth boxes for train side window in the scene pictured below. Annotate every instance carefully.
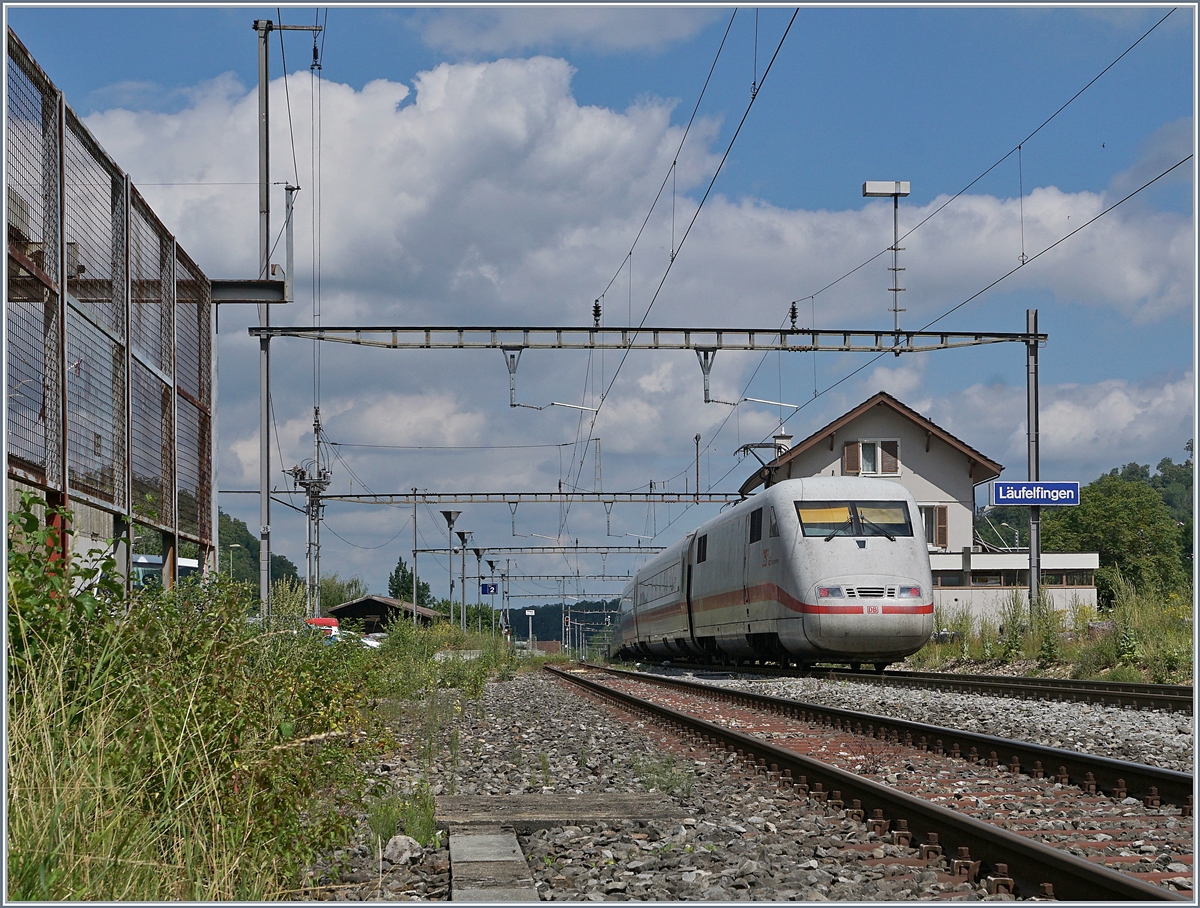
[768,506,779,537]
[749,508,763,543]
[696,534,707,563]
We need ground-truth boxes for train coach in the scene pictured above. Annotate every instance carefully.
[609,476,934,670]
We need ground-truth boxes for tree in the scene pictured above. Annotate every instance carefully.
[217,509,299,591]
[318,572,368,612]
[387,554,432,607]
[1042,473,1184,601]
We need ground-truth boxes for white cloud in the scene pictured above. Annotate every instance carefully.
[78,57,1194,586]
[412,8,721,56]
[930,372,1194,480]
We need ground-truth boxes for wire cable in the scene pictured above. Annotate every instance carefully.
[787,7,1177,312]
[561,10,799,531]
[276,7,301,186]
[594,10,739,304]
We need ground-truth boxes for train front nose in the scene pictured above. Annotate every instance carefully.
[806,577,933,658]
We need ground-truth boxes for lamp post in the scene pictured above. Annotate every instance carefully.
[862,181,911,337]
[227,543,242,578]
[1001,522,1018,551]
[440,510,460,625]
[456,530,471,633]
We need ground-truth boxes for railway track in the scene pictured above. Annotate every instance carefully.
[638,662,1194,713]
[549,664,1193,901]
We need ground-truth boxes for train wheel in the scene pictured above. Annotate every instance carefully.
[873,662,888,674]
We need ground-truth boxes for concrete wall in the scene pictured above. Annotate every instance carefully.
[934,586,1098,624]
[780,405,980,551]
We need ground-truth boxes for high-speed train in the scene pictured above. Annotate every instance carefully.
[609,476,934,670]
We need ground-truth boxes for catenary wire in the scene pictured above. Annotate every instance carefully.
[560,9,799,531]
[670,7,1183,515]
[594,10,739,304]
[276,8,301,186]
[674,150,1197,527]
[786,7,1177,311]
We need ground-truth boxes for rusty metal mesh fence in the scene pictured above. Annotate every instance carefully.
[64,109,124,338]
[130,193,173,377]
[8,35,213,549]
[175,247,211,407]
[6,35,62,488]
[65,307,125,506]
[129,358,174,528]
[176,398,210,538]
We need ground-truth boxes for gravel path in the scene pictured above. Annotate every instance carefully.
[305,669,1174,901]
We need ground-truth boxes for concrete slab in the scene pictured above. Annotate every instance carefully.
[451,860,534,885]
[449,833,523,863]
[437,792,687,834]
[452,886,540,902]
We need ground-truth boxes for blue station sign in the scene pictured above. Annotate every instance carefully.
[481,582,499,595]
[991,481,1080,506]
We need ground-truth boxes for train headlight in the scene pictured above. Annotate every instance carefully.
[897,585,923,599]
[817,586,845,598]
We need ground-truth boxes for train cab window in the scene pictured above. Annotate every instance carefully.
[696,534,707,563]
[857,502,913,537]
[795,500,913,538]
[749,507,763,543]
[768,506,779,538]
[796,502,853,537]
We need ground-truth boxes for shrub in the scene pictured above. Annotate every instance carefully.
[7,495,373,900]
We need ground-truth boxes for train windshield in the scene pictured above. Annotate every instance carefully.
[795,500,913,538]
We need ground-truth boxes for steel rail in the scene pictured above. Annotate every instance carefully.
[859,669,1194,713]
[546,664,1184,902]
[249,324,1045,355]
[597,665,1193,808]
[715,664,1193,714]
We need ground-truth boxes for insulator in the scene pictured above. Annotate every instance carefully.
[593,300,602,326]
[789,302,798,329]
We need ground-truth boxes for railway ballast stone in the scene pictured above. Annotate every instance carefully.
[305,671,1019,900]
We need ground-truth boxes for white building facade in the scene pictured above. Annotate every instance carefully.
[739,392,1097,621]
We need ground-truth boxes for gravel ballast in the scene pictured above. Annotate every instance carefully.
[672,669,1194,773]
[303,667,1192,900]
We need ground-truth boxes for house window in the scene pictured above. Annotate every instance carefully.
[749,508,763,544]
[919,504,949,549]
[842,440,900,476]
[696,534,707,563]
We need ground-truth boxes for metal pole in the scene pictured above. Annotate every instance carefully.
[892,194,900,334]
[456,531,469,633]
[413,490,419,625]
[255,18,273,615]
[440,511,460,624]
[1027,308,1041,606]
[695,433,701,503]
[474,548,483,635]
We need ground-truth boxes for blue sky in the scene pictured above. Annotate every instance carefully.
[8,5,1194,599]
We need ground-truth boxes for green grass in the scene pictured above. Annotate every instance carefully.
[908,575,1192,683]
[6,493,520,900]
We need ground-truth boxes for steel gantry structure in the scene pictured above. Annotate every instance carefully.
[252,318,1052,605]
[249,323,1046,405]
